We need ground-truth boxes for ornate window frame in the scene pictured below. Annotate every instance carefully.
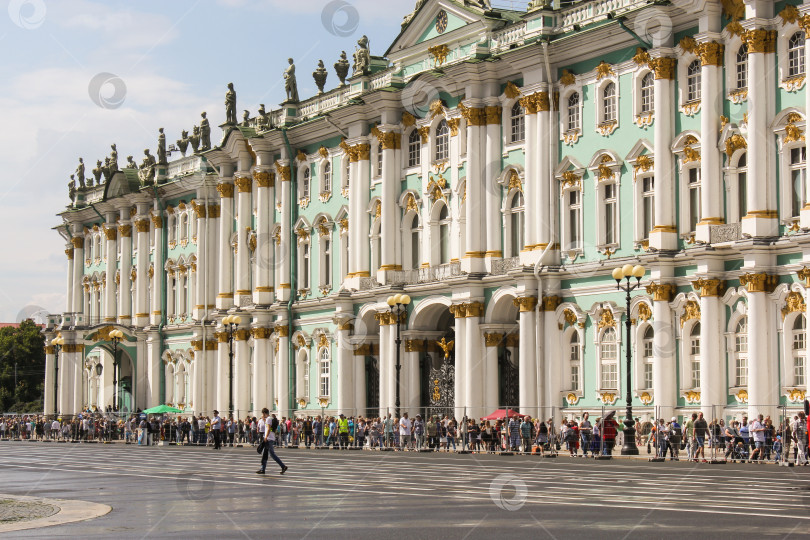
[555,156,585,255]
[778,25,807,91]
[588,151,623,252]
[774,109,807,225]
[626,139,655,245]
[595,77,619,136]
[672,132,702,238]
[724,35,748,103]
[559,84,583,146]
[677,52,702,116]
[632,67,655,128]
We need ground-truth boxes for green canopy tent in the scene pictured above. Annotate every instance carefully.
[141,405,183,414]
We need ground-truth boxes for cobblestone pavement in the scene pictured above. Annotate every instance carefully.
[1,440,809,539]
[0,499,58,524]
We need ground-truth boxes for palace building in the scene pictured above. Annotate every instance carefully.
[46,0,810,422]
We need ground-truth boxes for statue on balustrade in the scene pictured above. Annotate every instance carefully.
[352,35,370,76]
[200,112,211,151]
[225,82,237,125]
[284,58,299,103]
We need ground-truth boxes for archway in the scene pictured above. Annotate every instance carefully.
[486,289,520,409]
[409,298,455,418]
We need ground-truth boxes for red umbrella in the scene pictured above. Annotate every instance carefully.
[481,409,526,421]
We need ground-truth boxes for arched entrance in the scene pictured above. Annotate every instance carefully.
[486,289,521,411]
[409,298,455,418]
[83,326,137,413]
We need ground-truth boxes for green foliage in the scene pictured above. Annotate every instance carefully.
[0,320,45,413]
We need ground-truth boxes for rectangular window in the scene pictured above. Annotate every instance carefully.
[688,167,701,231]
[568,190,582,250]
[735,357,748,387]
[570,344,580,390]
[604,183,617,245]
[408,135,421,168]
[320,360,330,397]
[644,363,653,390]
[642,176,655,239]
[795,356,806,386]
[323,239,331,287]
[601,363,617,390]
[791,147,806,218]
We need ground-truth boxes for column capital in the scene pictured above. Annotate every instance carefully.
[458,103,487,125]
[216,182,235,198]
[513,296,538,312]
[649,56,677,79]
[191,340,217,351]
[103,226,117,241]
[370,126,402,149]
[234,176,252,193]
[117,223,132,238]
[253,170,275,188]
[134,219,150,232]
[739,272,778,293]
[542,295,562,311]
[518,92,550,114]
[646,282,676,302]
[691,278,726,297]
[797,266,810,286]
[697,41,724,66]
[484,332,504,347]
[71,237,84,249]
[799,14,810,37]
[275,162,291,182]
[275,325,290,337]
[150,214,163,228]
[742,29,777,54]
[234,328,251,341]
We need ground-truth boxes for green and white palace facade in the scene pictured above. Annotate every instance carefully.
[44,0,810,422]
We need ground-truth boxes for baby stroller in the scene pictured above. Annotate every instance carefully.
[728,439,749,462]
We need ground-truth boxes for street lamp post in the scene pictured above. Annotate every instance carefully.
[611,263,645,456]
[51,336,65,416]
[222,314,242,418]
[109,329,124,412]
[386,293,411,419]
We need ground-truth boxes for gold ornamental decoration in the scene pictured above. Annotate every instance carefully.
[691,278,725,297]
[71,237,84,249]
[318,146,329,159]
[741,29,777,54]
[436,337,454,359]
[632,47,650,67]
[542,296,561,312]
[418,126,430,144]
[597,309,616,330]
[560,170,581,191]
[458,103,486,126]
[427,44,450,66]
[725,133,747,157]
[637,303,652,323]
[484,333,504,347]
[797,267,810,286]
[780,4,800,25]
[429,99,446,120]
[560,69,576,87]
[646,282,675,302]
[782,291,806,320]
[595,61,614,80]
[275,162,291,182]
[401,111,416,127]
[649,57,676,80]
[563,309,578,327]
[787,388,807,403]
[739,272,778,293]
[721,0,744,21]
[684,390,701,404]
[103,226,117,241]
[639,392,653,405]
[117,224,132,238]
[513,296,538,312]
[504,81,521,99]
[405,193,418,213]
[216,182,234,198]
[680,300,701,328]
[275,325,290,338]
[234,176,252,193]
[447,118,460,137]
[678,36,698,54]
[507,170,523,192]
[253,170,274,187]
[485,106,502,125]
[697,41,724,67]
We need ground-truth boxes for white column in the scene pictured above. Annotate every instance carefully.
[150,215,164,326]
[465,307,484,419]
[649,284,676,420]
[483,334,500,414]
[536,92,552,249]
[216,180,235,309]
[146,331,161,408]
[335,320,354,415]
[135,218,150,327]
[353,146,371,277]
[191,205,208,320]
[742,30,777,237]
[234,330,250,418]
[696,43,724,243]
[234,175,251,305]
[522,106,538,254]
[58,346,71,414]
[453,308,467,420]
[71,232,84,314]
[406,348,419,417]
[379,131,400,276]
[206,204,219,310]
[65,246,74,313]
[516,297,538,412]
[277,328,290,419]
[354,347,367,417]
[744,275,777,419]
[254,171,274,304]
[462,107,485,273]
[278,164,292,302]
[697,284,724,417]
[804,26,810,228]
[216,335,229,414]
[44,346,55,415]
[71,349,82,414]
[118,221,132,323]
[378,323,389,415]
[485,105,502,261]
[103,219,117,323]
[542,298,559,415]
[252,330,269,416]
[649,55,677,250]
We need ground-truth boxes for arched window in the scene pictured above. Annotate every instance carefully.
[408,130,421,168]
[410,214,420,270]
[640,72,654,113]
[509,191,524,257]
[567,92,580,131]
[323,161,332,193]
[793,314,806,386]
[600,327,618,390]
[438,203,451,264]
[689,323,701,388]
[736,152,747,221]
[736,44,748,89]
[790,146,807,219]
[602,83,617,123]
[319,348,330,397]
[687,60,701,102]
[302,166,311,200]
[642,326,654,389]
[298,235,310,290]
[510,102,525,143]
[435,119,449,161]
[569,331,580,391]
[734,317,748,387]
[376,142,383,177]
[789,32,806,77]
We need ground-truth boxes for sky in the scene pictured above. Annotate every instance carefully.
[0,0,412,323]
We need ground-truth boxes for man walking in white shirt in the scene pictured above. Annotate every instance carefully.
[257,409,288,475]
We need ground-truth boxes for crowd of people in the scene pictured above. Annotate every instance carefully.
[2,401,808,466]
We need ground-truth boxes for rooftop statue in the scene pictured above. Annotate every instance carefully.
[68,175,76,205]
[527,0,551,9]
[101,157,113,185]
[313,60,328,94]
[225,82,237,125]
[109,144,119,173]
[402,0,427,29]
[334,51,350,87]
[242,109,250,127]
[256,104,270,131]
[200,112,211,151]
[125,155,137,169]
[157,127,167,165]
[139,149,156,185]
[177,130,189,156]
[92,160,103,186]
[284,58,299,103]
[189,125,201,153]
[352,35,370,76]
[75,158,86,189]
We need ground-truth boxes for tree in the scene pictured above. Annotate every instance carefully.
[0,320,45,413]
